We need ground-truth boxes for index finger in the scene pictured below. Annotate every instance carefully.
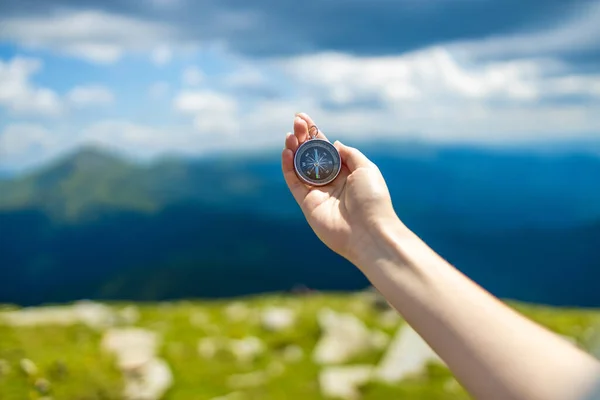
[295,113,329,142]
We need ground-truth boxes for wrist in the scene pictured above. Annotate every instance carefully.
[350,216,417,272]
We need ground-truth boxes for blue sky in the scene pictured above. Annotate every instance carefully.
[1,0,599,170]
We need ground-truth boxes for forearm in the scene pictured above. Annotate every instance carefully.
[356,218,600,400]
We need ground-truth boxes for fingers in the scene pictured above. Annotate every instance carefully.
[334,141,372,172]
[285,132,299,152]
[281,143,309,206]
[295,113,329,142]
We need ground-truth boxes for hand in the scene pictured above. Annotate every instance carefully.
[281,113,401,265]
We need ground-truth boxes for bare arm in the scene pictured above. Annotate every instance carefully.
[282,112,600,400]
[356,219,600,400]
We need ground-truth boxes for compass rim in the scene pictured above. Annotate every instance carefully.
[293,139,341,187]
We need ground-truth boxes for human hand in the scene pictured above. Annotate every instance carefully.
[281,113,402,265]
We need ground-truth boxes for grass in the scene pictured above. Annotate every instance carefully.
[1,293,600,400]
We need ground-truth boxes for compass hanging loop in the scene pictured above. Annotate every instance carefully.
[308,125,319,140]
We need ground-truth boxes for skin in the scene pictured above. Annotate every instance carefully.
[282,113,600,400]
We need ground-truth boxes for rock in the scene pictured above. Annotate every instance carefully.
[189,312,210,328]
[34,378,51,395]
[19,358,38,376]
[118,306,140,326]
[282,345,304,363]
[378,310,401,329]
[312,309,378,365]
[224,302,250,323]
[123,358,173,400]
[319,365,373,400]
[210,391,245,400]
[102,328,159,369]
[266,361,285,377]
[1,301,115,330]
[370,330,390,350]
[229,336,265,364]
[260,307,296,331]
[198,337,221,359]
[227,371,269,389]
[102,328,173,400]
[374,324,444,383]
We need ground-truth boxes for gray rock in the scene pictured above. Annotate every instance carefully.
[19,358,38,376]
[227,370,269,389]
[123,358,173,400]
[319,365,373,400]
[374,324,444,383]
[260,307,296,332]
[312,309,380,365]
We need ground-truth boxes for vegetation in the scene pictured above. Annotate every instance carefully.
[1,293,600,400]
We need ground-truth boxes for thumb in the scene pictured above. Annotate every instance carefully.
[334,141,372,172]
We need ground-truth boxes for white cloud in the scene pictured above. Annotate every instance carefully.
[0,124,58,157]
[151,45,173,66]
[222,65,268,89]
[66,85,115,107]
[450,0,600,60]
[174,90,240,135]
[182,66,205,86]
[270,46,600,144]
[149,81,171,99]
[281,48,545,105]
[0,10,176,64]
[0,57,63,116]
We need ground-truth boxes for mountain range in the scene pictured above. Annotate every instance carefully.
[0,143,599,307]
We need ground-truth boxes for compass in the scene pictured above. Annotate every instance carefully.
[293,125,341,186]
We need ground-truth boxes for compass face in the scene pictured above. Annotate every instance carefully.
[293,139,341,186]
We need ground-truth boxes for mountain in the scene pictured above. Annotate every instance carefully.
[0,144,599,307]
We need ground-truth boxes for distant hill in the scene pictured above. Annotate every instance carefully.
[0,144,599,307]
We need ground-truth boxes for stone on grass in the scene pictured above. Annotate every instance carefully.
[189,312,210,328]
[102,328,158,369]
[224,302,251,323]
[210,391,245,400]
[118,306,140,325]
[229,336,265,364]
[312,309,378,365]
[1,301,115,330]
[319,365,373,400]
[198,337,221,359]
[34,378,51,395]
[378,310,401,329]
[19,358,38,376]
[374,324,444,383]
[370,330,390,350]
[260,307,296,331]
[266,361,285,377]
[282,345,304,363]
[102,328,173,400]
[123,358,173,400]
[227,370,269,389]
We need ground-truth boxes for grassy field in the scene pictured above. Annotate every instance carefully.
[1,293,600,400]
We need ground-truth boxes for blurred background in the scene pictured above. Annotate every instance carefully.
[1,0,600,399]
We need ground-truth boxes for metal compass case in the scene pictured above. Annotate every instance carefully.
[293,125,342,186]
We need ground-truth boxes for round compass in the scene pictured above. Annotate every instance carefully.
[294,136,341,187]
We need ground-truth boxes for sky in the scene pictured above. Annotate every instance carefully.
[0,0,600,170]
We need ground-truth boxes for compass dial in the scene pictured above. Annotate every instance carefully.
[293,139,341,186]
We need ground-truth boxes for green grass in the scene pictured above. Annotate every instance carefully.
[1,293,599,400]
